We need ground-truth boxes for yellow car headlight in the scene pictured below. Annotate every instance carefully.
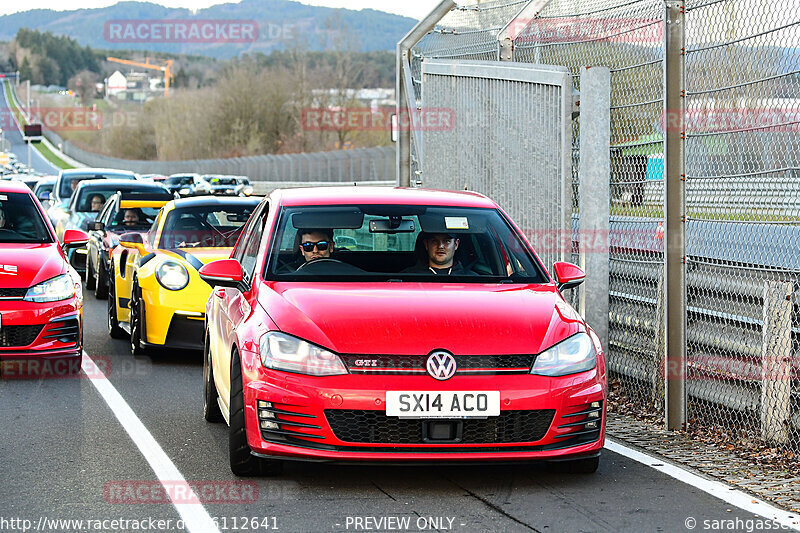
[155,260,189,291]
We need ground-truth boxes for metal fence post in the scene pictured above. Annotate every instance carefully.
[578,66,610,350]
[664,0,686,431]
[761,281,793,445]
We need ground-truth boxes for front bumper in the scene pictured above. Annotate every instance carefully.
[140,283,209,350]
[0,299,83,376]
[242,363,605,462]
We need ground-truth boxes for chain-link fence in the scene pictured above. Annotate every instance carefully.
[401,0,800,453]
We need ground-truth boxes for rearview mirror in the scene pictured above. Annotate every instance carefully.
[90,221,105,231]
[63,229,89,248]
[199,259,243,289]
[119,232,146,255]
[553,262,585,292]
[369,217,415,233]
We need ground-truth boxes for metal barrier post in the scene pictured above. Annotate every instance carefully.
[578,66,610,350]
[761,281,793,444]
[664,0,687,431]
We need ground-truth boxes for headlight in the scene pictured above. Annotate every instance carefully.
[260,332,348,376]
[242,186,254,196]
[531,332,596,377]
[179,188,191,195]
[24,273,76,302]
[155,260,189,291]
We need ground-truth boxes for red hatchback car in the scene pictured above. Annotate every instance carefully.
[0,181,88,378]
[200,187,606,475]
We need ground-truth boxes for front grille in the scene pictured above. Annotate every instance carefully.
[340,354,535,375]
[0,287,27,299]
[42,318,80,345]
[324,409,555,444]
[0,325,44,347]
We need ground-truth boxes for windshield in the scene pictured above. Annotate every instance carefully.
[210,178,237,186]
[59,173,134,198]
[266,205,548,283]
[159,204,256,248]
[166,176,194,186]
[0,192,52,243]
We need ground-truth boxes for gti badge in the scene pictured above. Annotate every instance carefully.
[426,351,457,380]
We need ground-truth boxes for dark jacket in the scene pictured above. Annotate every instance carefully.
[401,261,476,275]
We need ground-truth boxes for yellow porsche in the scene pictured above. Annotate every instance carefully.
[107,196,260,354]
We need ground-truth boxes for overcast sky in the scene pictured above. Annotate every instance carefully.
[0,0,438,19]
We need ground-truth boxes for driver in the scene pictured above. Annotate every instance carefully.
[299,228,335,264]
[123,209,142,227]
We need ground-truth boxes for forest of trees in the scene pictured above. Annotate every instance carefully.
[11,28,101,86]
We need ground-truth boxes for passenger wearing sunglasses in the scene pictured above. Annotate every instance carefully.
[299,229,335,264]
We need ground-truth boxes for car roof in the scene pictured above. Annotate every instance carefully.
[271,187,496,208]
[59,168,136,176]
[0,180,34,194]
[169,196,261,209]
[75,179,165,191]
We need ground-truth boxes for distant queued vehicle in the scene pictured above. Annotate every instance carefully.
[164,174,212,197]
[140,174,169,182]
[0,180,88,376]
[33,177,57,203]
[85,188,174,299]
[56,179,170,274]
[47,168,137,226]
[202,175,255,197]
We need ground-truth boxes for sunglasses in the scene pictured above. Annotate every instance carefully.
[301,240,330,252]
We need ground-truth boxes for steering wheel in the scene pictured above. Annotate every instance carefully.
[295,258,346,271]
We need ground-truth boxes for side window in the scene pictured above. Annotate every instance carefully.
[235,202,269,285]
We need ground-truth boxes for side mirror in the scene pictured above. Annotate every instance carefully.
[119,232,146,255]
[37,191,50,202]
[63,229,90,248]
[199,259,244,289]
[553,262,585,292]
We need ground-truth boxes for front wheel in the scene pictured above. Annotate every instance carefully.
[229,350,283,477]
[85,253,96,290]
[129,280,147,356]
[94,258,108,299]
[107,270,126,339]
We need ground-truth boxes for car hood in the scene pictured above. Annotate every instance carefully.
[0,243,66,288]
[162,247,232,268]
[258,283,584,355]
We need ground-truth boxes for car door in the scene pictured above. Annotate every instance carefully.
[213,201,268,411]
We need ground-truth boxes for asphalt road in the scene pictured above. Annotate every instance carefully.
[0,289,774,533]
[0,81,61,175]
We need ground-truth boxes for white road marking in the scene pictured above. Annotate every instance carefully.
[606,438,800,530]
[83,353,221,533]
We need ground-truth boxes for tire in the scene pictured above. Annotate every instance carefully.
[550,455,600,474]
[107,270,126,339]
[85,253,96,290]
[94,259,108,299]
[130,279,147,356]
[203,330,224,423]
[229,349,283,477]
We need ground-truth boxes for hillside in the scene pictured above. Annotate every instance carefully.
[0,0,416,58]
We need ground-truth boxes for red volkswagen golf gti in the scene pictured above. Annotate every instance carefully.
[200,187,606,475]
[0,181,88,377]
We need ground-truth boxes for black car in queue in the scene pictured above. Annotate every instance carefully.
[85,188,174,298]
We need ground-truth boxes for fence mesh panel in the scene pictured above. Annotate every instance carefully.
[685,0,800,450]
[406,0,800,454]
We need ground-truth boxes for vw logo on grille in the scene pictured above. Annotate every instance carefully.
[426,351,457,380]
